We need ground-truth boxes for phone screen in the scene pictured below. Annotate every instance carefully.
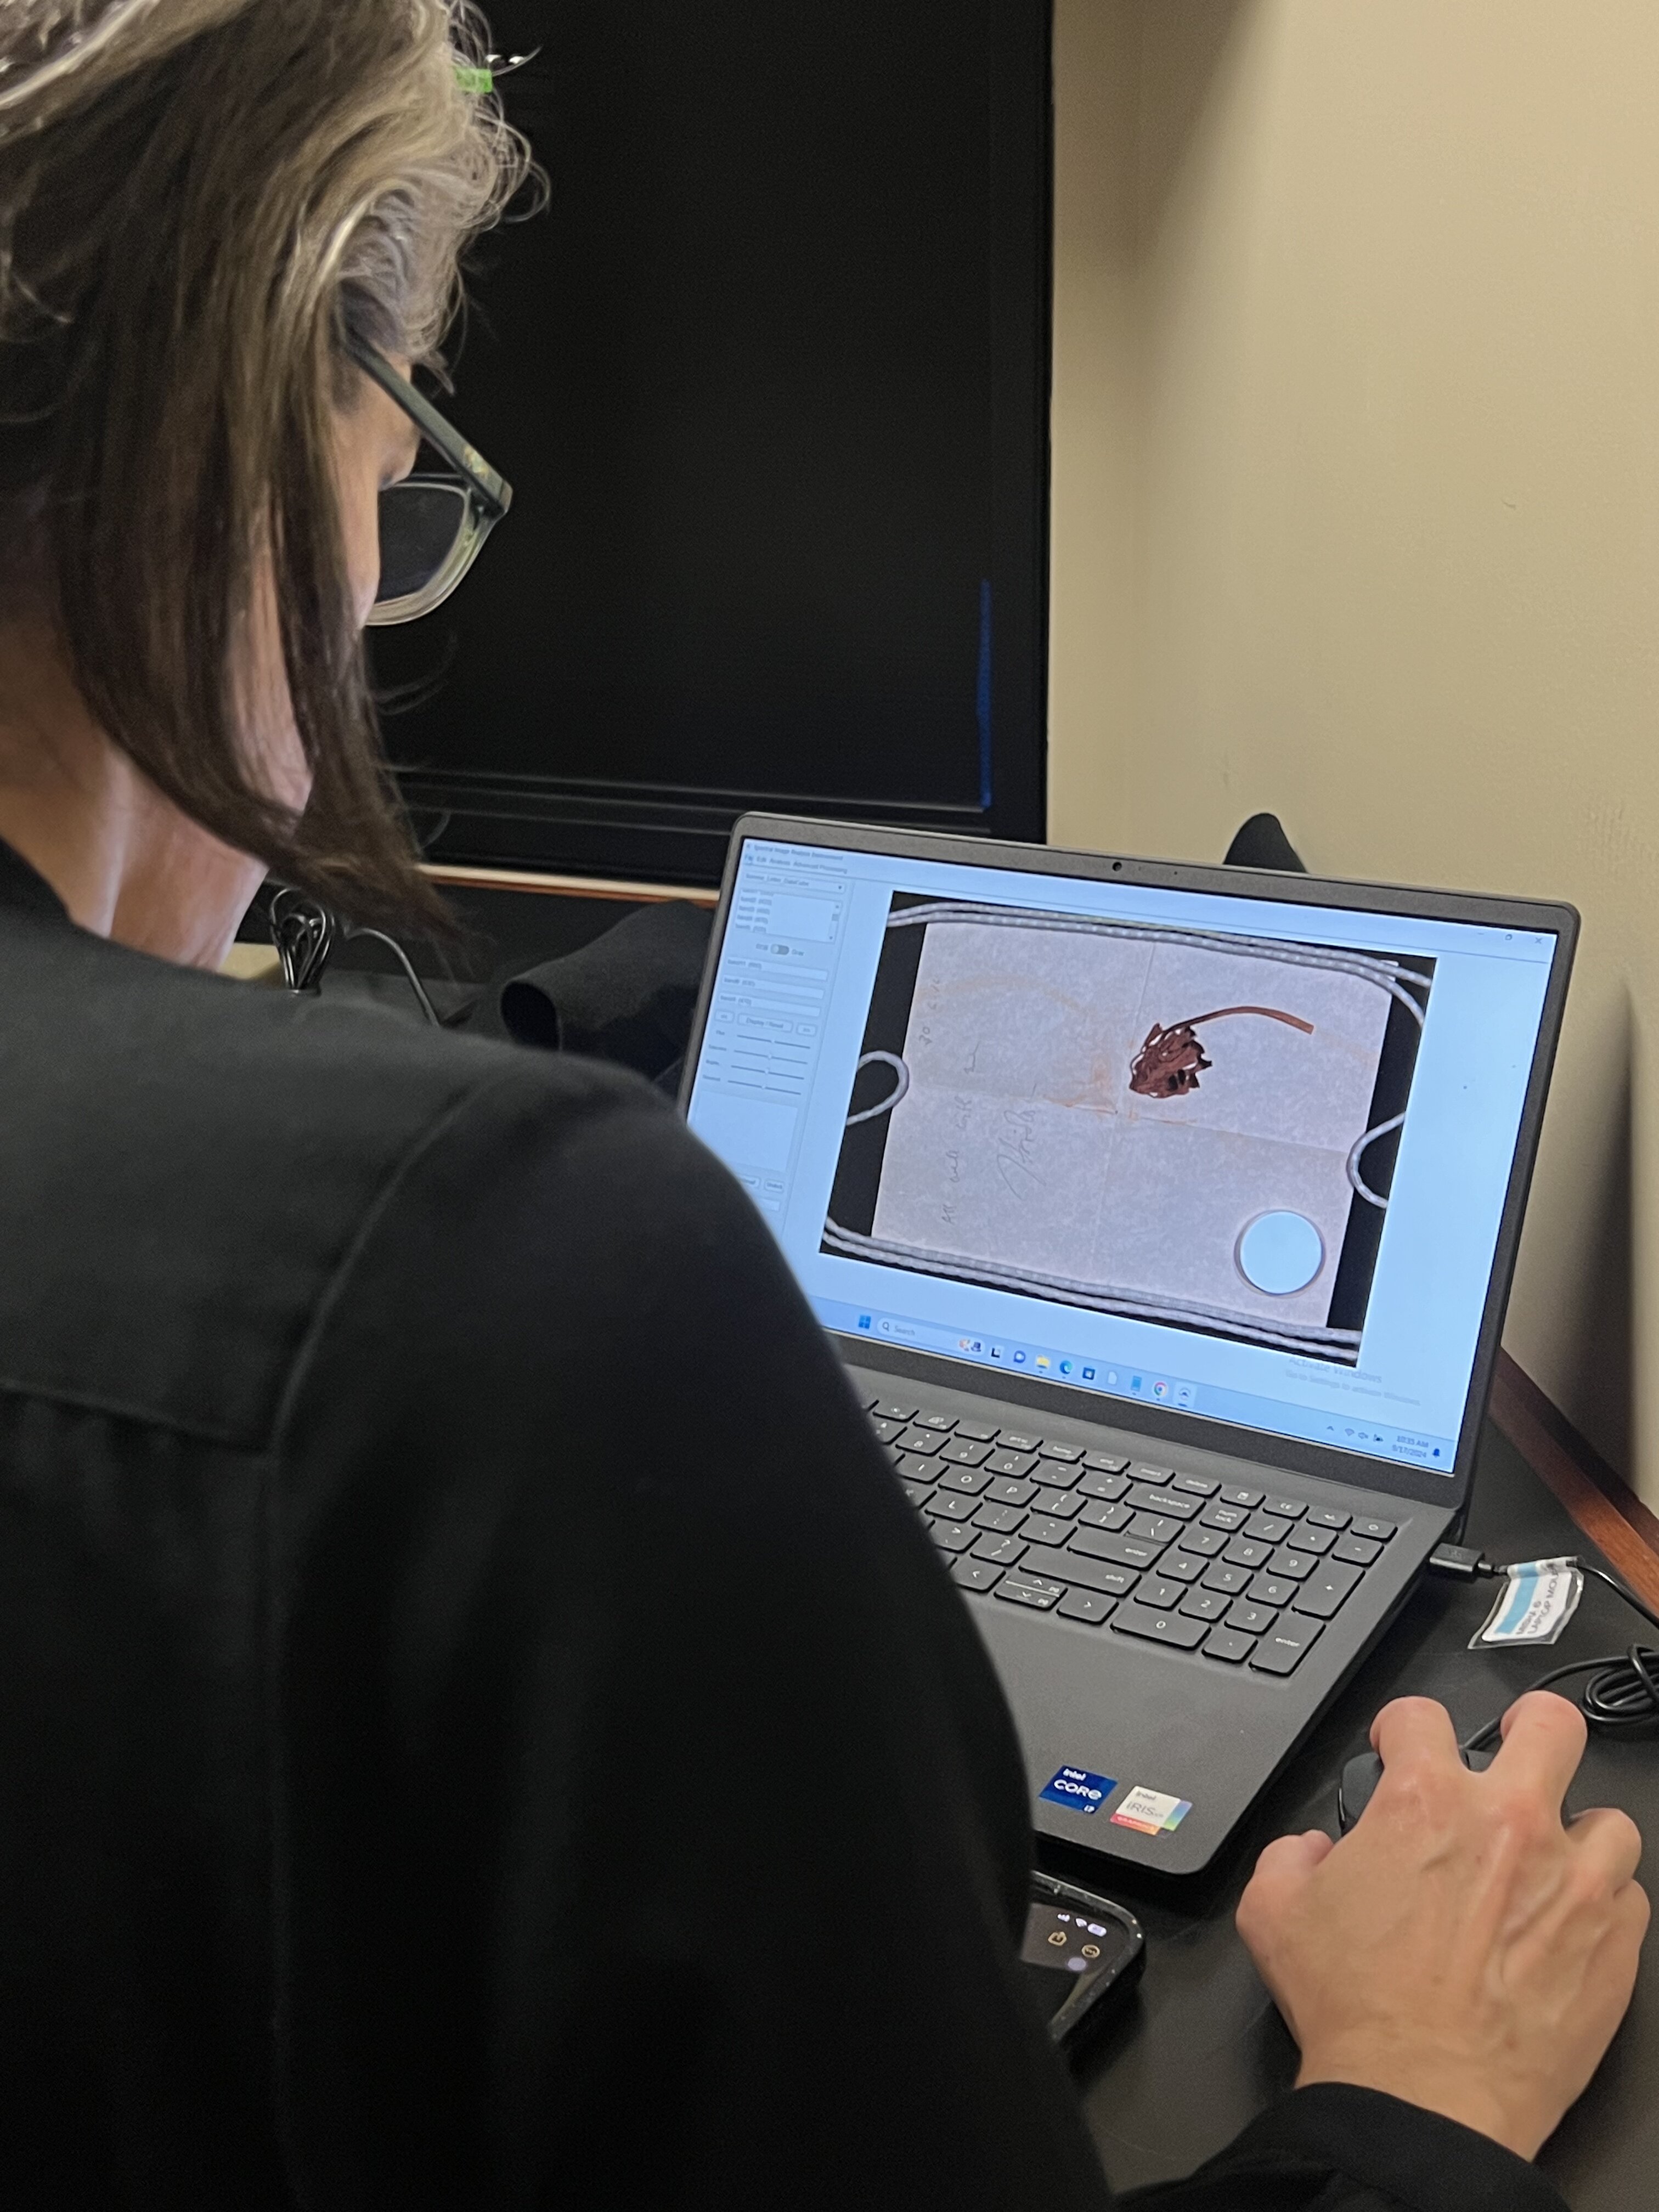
[1020,1899,1139,2038]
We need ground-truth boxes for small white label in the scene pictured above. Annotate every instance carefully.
[1471,1558,1584,1648]
[1110,1785,1192,1836]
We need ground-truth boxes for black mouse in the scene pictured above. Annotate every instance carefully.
[1338,1745,1495,1832]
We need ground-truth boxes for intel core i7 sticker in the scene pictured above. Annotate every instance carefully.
[1110,1785,1192,1836]
[1040,1765,1114,1815]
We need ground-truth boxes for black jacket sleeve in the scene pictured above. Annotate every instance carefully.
[1122,2085,1567,2211]
[267,1060,1566,2212]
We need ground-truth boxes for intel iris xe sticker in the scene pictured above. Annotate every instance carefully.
[1040,1765,1114,1816]
[1110,1785,1193,1837]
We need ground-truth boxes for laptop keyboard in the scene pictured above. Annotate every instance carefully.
[865,1396,1398,1678]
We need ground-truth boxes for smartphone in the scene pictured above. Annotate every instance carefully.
[1023,1870,1145,2051]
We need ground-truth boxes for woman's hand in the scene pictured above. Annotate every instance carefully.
[1236,1690,1647,2159]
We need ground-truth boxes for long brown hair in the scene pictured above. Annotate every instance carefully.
[0,1,528,928]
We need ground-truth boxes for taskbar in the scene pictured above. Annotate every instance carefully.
[816,1298,1454,1474]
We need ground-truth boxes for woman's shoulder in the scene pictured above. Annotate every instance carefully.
[2,913,680,1448]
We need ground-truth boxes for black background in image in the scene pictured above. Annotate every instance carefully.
[822,894,931,1242]
[1325,955,1436,1335]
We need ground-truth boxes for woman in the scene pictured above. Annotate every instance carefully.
[0,5,1641,2205]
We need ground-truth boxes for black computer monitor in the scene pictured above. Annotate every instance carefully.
[371,0,1052,886]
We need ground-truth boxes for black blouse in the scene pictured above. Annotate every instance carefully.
[0,842,1559,2210]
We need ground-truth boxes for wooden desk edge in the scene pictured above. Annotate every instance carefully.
[1489,1352,1659,1609]
[421,862,720,908]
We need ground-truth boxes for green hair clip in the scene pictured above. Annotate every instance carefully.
[455,64,494,95]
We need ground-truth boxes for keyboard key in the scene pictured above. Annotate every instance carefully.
[1131,1464,1175,1486]
[1081,1449,1130,1474]
[1128,1485,1200,1520]
[1204,1627,1257,1664]
[1335,1533,1383,1566]
[1222,1536,1273,1570]
[996,1573,1065,1611]
[1175,1525,1227,1559]
[1306,1505,1350,1531]
[931,1522,978,1553]
[998,1431,1043,1454]
[870,1417,905,1444]
[1022,1515,1074,1549]
[1247,1575,1299,1608]
[1057,1588,1117,1625]
[1112,1602,1207,1651]
[972,1531,1028,1567]
[986,1477,1040,1513]
[1218,1485,1263,1508]
[1021,1545,1139,1598]
[1171,1473,1219,1498]
[1032,1487,1084,1518]
[936,1465,992,1496]
[1076,1470,1130,1503]
[1244,1511,1291,1543]
[939,1438,994,1469]
[913,1411,957,1432]
[984,1450,1039,1480]
[1160,1550,1206,1584]
[1351,1517,1397,1542]
[1226,1600,1279,1637]
[1201,1562,1252,1596]
[900,1480,934,1507]
[1295,1564,1363,1618]
[925,1491,980,1522]
[1286,1523,1335,1556]
[950,1555,1004,1591]
[1077,1498,1131,1532]
[1201,1502,1249,1533]
[1128,1513,1183,1546]
[896,1426,944,1455]
[1178,1588,1231,1622]
[1039,1441,1084,1465]
[873,1401,918,1424]
[1250,1617,1323,1674]
[1070,1528,1166,1570]
[973,1501,1027,1534]
[955,1420,1000,1442]
[1266,1548,1314,1581]
[893,1452,938,1480]
[1139,1575,1188,1610]
[1263,1496,1306,1521]
[984,1476,1037,1507]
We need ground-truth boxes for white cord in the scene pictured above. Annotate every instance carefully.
[882,903,1431,1026]
[1346,1113,1406,1209]
[843,1051,910,1126]
[821,1218,1362,1357]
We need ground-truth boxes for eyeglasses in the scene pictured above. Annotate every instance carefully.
[346,338,512,625]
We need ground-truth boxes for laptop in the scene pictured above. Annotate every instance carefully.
[680,815,1577,1876]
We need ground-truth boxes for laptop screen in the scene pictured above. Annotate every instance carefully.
[685,832,1561,1475]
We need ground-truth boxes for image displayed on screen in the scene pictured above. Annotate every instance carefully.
[821,895,1435,1364]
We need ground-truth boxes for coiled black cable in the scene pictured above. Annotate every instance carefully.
[266,888,439,1026]
[1579,1644,1659,1731]
[1457,1564,1659,1753]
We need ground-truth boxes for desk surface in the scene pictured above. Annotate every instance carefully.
[1057,1420,1657,2209]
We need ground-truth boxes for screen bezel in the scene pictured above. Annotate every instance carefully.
[680,812,1579,1508]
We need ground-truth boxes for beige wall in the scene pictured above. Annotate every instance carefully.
[1049,0,1659,1493]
